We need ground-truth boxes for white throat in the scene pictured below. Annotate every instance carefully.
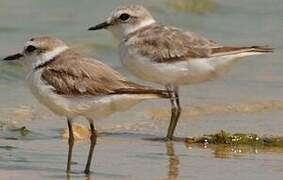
[126,18,156,35]
[32,46,69,69]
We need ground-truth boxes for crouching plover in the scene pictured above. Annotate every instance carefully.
[3,36,170,173]
[88,4,274,140]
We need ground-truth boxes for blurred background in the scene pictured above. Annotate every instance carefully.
[0,0,282,180]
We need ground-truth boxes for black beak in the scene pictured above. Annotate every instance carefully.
[3,53,23,61]
[88,21,110,31]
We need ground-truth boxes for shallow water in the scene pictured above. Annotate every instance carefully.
[0,0,283,179]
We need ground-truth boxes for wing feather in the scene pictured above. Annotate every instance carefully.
[127,23,219,63]
[41,50,169,97]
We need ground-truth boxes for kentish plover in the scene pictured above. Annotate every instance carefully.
[88,4,273,140]
[3,36,170,173]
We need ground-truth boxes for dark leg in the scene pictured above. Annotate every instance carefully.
[166,85,177,140]
[166,85,181,140]
[84,118,97,174]
[174,86,182,129]
[167,85,177,123]
[66,118,74,173]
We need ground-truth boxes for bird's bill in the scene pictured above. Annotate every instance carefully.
[88,21,110,31]
[3,53,23,61]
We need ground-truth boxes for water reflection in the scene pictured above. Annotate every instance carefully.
[166,142,180,180]
[65,172,92,180]
[66,173,72,180]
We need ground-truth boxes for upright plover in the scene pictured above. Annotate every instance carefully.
[88,4,273,140]
[3,36,170,173]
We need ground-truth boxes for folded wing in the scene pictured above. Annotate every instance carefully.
[129,24,273,63]
[129,24,219,63]
[41,50,169,98]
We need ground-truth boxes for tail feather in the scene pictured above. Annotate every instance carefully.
[249,46,274,53]
[211,46,274,57]
[141,89,171,99]
[112,88,171,99]
[115,81,171,98]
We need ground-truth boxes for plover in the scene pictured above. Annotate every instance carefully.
[3,36,170,173]
[88,4,273,140]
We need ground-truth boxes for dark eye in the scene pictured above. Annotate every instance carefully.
[119,13,130,21]
[25,45,37,53]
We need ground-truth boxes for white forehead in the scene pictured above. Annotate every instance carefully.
[109,8,126,20]
[107,9,125,23]
[24,41,39,48]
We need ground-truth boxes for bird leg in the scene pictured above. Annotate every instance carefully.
[66,118,74,173]
[84,118,97,174]
[173,86,182,131]
[166,85,181,140]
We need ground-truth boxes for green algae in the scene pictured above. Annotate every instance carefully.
[10,126,31,137]
[0,145,16,150]
[186,130,283,147]
[1,126,47,140]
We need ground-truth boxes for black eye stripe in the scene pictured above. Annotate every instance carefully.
[25,45,37,53]
[119,13,130,21]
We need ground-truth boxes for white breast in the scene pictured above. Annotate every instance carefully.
[119,44,216,85]
[27,69,71,117]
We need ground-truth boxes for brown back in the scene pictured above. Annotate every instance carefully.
[41,50,169,97]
